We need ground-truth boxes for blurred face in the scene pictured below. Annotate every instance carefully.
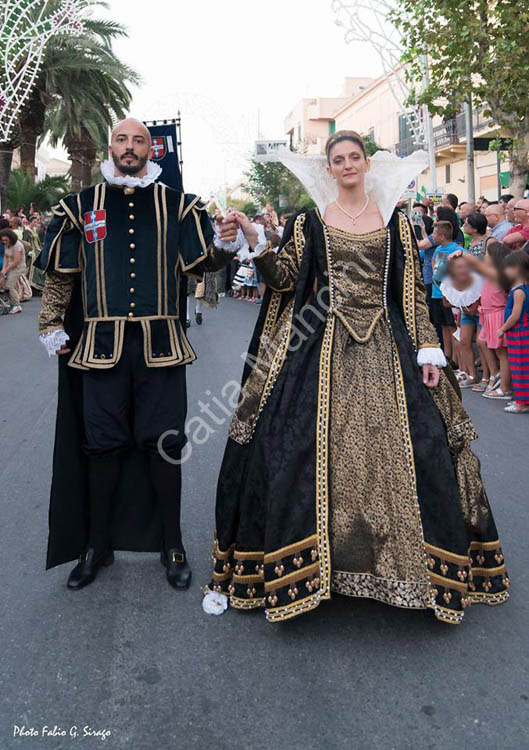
[432,228,443,245]
[484,205,503,228]
[327,139,370,189]
[463,219,476,236]
[109,119,151,176]
[0,236,9,247]
[448,256,472,285]
[513,199,529,226]
[459,203,475,220]
[504,265,519,282]
[506,198,517,223]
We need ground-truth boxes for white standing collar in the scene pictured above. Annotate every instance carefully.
[100,158,162,189]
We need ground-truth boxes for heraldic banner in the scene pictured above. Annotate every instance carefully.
[145,120,183,192]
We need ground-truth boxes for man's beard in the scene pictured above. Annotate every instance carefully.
[112,151,149,176]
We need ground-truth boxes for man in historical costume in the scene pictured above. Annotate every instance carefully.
[38,118,240,591]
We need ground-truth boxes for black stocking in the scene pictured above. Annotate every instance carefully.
[148,453,183,554]
[87,454,123,556]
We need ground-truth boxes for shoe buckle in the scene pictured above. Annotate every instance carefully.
[171,551,185,563]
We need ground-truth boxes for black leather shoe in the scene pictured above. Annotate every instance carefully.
[66,547,114,590]
[160,548,191,590]
[195,312,202,325]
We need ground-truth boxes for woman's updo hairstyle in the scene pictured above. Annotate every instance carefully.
[325,130,367,164]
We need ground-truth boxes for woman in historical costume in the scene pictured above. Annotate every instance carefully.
[203,131,509,624]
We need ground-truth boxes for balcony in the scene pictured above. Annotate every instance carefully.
[395,109,498,159]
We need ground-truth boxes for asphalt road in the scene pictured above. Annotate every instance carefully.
[1,297,528,750]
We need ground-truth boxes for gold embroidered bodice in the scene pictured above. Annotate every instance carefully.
[328,225,388,342]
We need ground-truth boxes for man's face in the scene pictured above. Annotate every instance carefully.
[485,205,502,228]
[506,198,517,223]
[109,121,151,176]
[459,203,475,221]
[513,199,529,226]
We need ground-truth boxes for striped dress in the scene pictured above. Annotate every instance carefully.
[505,283,529,403]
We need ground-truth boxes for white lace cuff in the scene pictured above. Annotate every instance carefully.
[213,228,244,253]
[40,330,69,357]
[417,347,447,368]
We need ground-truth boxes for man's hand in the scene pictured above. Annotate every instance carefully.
[422,364,440,388]
[232,211,259,249]
[218,213,239,244]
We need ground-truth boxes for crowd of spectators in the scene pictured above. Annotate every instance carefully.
[0,204,47,315]
[413,192,529,414]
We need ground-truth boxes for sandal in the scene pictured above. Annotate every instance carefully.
[483,388,513,400]
[486,373,501,392]
[504,403,529,413]
[472,379,489,392]
[460,375,478,388]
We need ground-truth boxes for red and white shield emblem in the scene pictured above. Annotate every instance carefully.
[84,209,107,243]
[150,136,167,161]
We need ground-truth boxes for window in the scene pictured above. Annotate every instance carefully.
[445,164,451,184]
[328,120,336,135]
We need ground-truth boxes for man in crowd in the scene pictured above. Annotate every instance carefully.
[442,193,459,212]
[485,202,513,241]
[504,199,529,250]
[506,197,518,227]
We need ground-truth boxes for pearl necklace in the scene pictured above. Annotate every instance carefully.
[334,195,370,225]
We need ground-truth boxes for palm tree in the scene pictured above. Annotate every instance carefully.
[45,67,136,191]
[17,1,138,185]
[7,169,70,213]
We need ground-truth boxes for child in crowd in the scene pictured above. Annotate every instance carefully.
[440,254,482,387]
[497,250,529,413]
[449,243,511,399]
[430,221,461,360]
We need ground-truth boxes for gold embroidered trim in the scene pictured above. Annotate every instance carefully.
[230,596,266,610]
[471,565,506,577]
[264,534,318,563]
[180,195,201,222]
[428,571,468,593]
[264,563,319,592]
[233,550,264,560]
[469,540,502,551]
[59,196,83,233]
[333,307,384,344]
[424,543,468,565]
[154,183,162,316]
[398,211,417,347]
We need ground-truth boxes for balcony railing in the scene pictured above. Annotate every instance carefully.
[395,109,497,157]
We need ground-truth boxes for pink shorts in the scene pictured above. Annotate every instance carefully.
[478,309,505,349]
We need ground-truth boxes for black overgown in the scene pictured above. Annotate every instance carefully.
[210,209,509,624]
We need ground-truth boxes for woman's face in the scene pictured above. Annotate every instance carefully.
[463,219,475,235]
[327,140,369,189]
[504,265,518,282]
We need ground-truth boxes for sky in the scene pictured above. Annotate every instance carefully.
[90,0,384,198]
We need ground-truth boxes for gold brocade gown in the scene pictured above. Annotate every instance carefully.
[327,226,427,607]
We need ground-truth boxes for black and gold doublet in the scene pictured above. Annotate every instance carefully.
[39,182,218,369]
[209,208,509,625]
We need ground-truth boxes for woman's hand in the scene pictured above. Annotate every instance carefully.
[232,211,259,249]
[422,364,440,388]
[496,327,505,339]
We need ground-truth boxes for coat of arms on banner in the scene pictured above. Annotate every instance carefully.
[84,210,107,243]
[151,136,167,161]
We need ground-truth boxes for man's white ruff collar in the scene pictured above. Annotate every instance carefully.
[100,158,162,188]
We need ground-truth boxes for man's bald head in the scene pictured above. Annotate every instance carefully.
[506,197,518,223]
[109,118,152,178]
[513,198,529,227]
[484,203,505,228]
[111,118,152,145]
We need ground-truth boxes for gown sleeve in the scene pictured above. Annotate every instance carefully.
[252,213,306,292]
[397,212,447,367]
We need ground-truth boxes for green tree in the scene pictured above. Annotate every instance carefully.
[244,160,315,214]
[7,169,70,213]
[17,1,138,189]
[392,0,529,195]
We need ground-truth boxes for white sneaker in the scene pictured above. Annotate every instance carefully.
[8,305,22,314]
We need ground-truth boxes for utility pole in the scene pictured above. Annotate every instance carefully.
[463,98,475,203]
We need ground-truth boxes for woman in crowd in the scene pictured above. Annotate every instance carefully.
[464,212,491,258]
[205,129,508,626]
[0,229,28,313]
